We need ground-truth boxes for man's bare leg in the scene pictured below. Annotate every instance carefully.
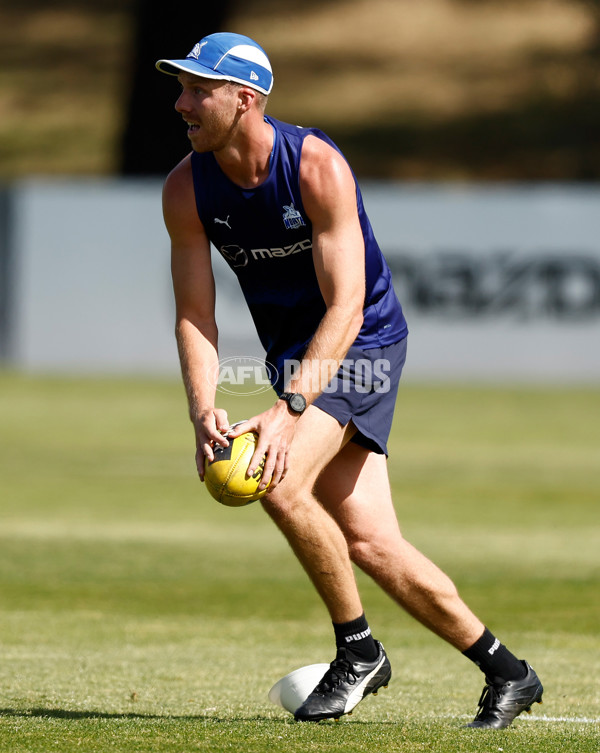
[315,441,484,649]
[261,405,363,624]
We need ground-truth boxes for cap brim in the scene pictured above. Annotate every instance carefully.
[155,58,272,95]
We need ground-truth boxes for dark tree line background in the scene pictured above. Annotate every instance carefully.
[120,0,233,175]
[119,0,600,180]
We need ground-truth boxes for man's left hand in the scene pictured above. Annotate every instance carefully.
[226,401,300,491]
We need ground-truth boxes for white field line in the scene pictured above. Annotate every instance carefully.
[528,715,600,724]
[451,713,599,725]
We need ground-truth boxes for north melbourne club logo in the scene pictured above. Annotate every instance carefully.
[282,204,306,230]
[189,40,208,59]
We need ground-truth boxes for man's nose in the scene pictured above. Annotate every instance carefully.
[175,91,190,113]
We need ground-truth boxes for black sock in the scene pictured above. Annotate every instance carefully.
[463,627,527,682]
[332,613,379,662]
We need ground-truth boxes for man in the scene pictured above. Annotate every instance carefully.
[156,32,543,727]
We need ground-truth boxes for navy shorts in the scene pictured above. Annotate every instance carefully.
[313,338,407,456]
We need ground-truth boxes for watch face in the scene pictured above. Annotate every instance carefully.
[289,393,306,413]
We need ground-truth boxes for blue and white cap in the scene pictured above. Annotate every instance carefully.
[156,32,273,96]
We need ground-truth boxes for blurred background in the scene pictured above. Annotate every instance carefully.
[1,0,599,381]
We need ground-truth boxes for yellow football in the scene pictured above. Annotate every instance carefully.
[204,431,268,507]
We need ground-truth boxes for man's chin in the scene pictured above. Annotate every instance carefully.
[188,136,208,153]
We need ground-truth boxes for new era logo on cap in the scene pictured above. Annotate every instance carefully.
[156,32,274,95]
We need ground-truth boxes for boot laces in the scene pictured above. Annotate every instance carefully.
[474,679,503,719]
[315,657,358,694]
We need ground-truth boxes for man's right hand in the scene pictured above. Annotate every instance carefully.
[193,408,230,480]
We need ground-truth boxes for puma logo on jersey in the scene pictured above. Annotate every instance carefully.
[214,215,231,229]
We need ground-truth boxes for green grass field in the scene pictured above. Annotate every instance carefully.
[1,373,598,752]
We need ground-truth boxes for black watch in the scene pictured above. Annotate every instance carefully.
[279,392,307,415]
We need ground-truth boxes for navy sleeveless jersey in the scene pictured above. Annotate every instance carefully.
[190,116,408,385]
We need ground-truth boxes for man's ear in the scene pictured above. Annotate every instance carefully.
[237,86,257,112]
